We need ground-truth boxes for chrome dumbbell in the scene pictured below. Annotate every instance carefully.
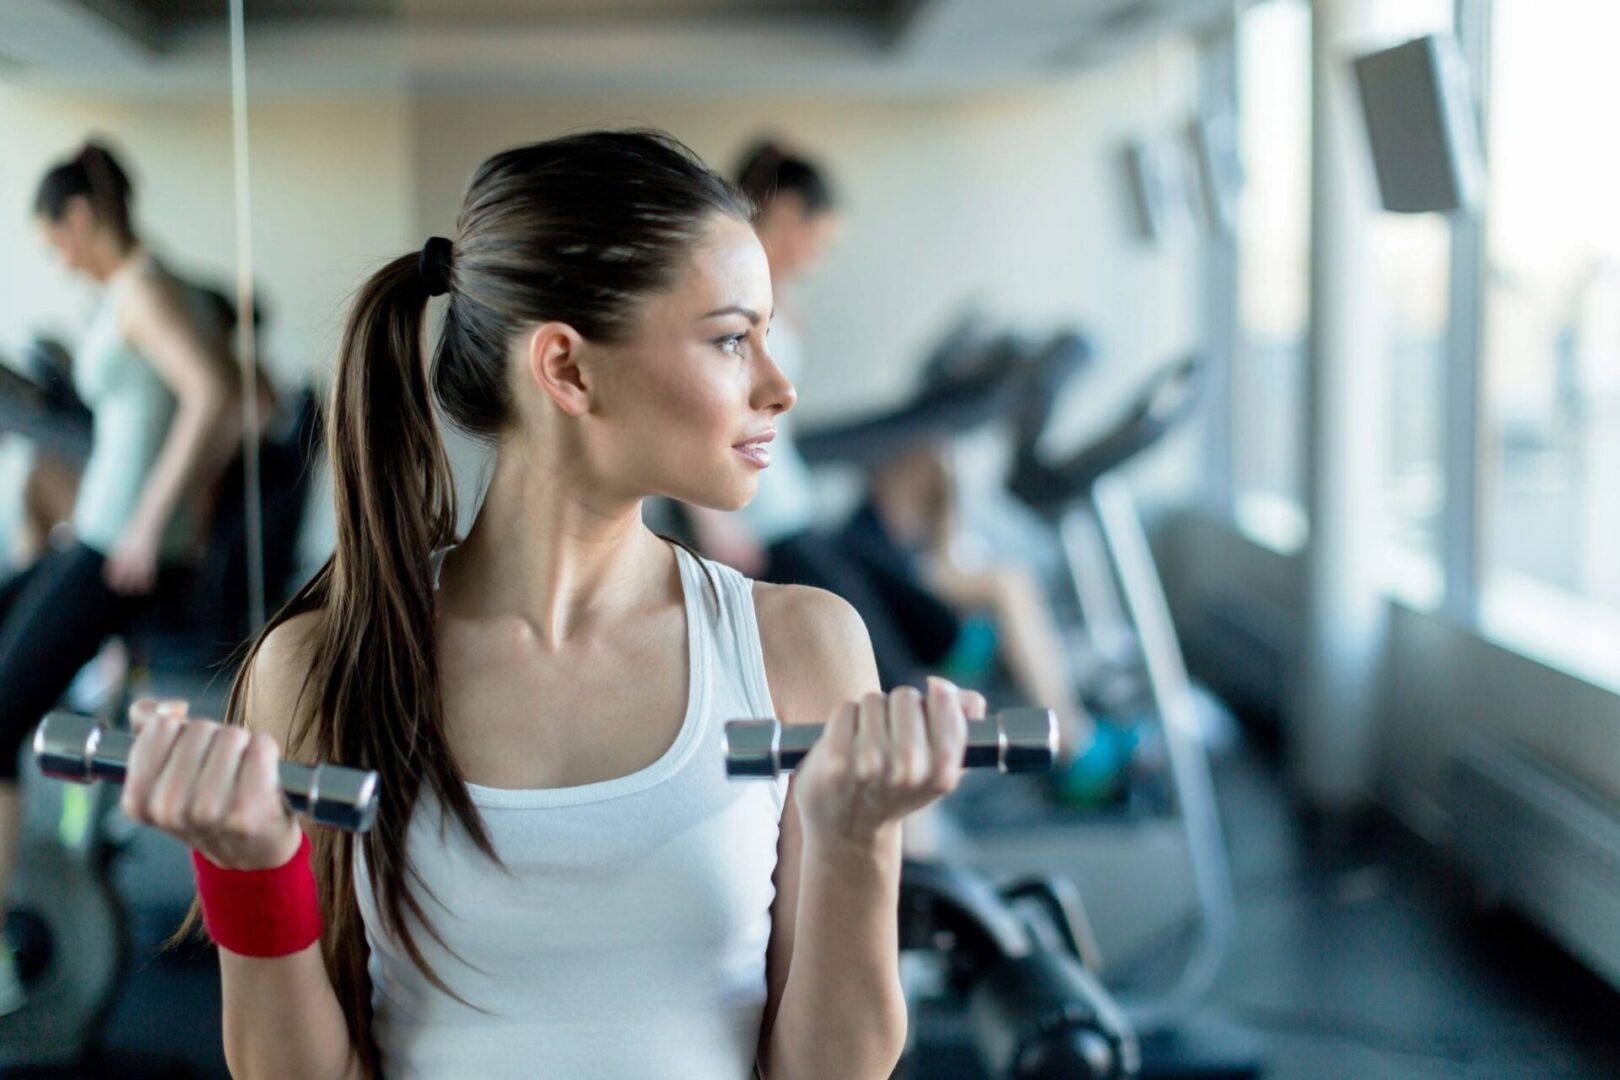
[33,711,380,833]
[724,707,1058,780]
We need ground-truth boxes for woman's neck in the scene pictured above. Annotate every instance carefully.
[443,441,673,648]
[89,237,139,284]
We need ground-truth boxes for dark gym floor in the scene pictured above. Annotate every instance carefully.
[1203,743,1620,1080]
[46,739,1620,1079]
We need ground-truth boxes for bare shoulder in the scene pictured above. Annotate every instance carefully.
[752,582,880,725]
[243,611,324,761]
[119,265,187,327]
[753,582,866,659]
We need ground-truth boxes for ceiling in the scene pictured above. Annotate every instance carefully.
[119,0,900,26]
[1,0,1235,98]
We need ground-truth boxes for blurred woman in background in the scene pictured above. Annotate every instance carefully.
[0,141,247,1014]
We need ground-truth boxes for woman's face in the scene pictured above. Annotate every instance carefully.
[578,213,796,512]
[35,196,100,276]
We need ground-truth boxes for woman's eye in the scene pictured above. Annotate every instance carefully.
[717,333,748,355]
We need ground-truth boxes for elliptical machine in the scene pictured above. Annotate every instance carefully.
[779,324,1145,1078]
[958,356,1261,1077]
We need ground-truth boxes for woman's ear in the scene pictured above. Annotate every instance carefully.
[523,322,592,416]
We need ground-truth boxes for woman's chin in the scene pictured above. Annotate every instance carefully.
[658,486,748,514]
[692,481,757,514]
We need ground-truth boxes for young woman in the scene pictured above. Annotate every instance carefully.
[0,142,238,1015]
[117,130,977,1078]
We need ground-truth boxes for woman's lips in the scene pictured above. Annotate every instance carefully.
[733,443,772,468]
[733,431,775,469]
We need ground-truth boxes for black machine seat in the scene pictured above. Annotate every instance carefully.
[0,342,93,463]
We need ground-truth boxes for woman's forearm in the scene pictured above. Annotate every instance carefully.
[764,825,908,1079]
[130,385,226,540]
[220,944,361,1080]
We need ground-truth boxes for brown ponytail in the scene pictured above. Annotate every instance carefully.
[183,253,490,1075]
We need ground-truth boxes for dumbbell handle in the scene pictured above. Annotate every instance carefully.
[724,707,1057,779]
[33,712,379,834]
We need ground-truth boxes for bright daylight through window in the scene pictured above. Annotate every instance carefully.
[1231,0,1311,554]
[1480,0,1620,675]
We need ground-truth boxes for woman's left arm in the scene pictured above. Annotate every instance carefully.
[753,583,975,1080]
[108,276,231,592]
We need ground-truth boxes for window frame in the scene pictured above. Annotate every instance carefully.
[1435,0,1491,625]
[1204,0,1491,612]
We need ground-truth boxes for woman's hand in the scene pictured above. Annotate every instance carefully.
[791,675,982,849]
[104,523,162,595]
[120,698,304,871]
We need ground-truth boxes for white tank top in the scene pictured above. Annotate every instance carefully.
[355,545,789,1079]
[71,252,200,561]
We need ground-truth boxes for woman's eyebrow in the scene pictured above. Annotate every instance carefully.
[696,305,774,325]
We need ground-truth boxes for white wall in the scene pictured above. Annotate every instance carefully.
[2,44,1207,560]
[2,47,1204,425]
[0,86,415,387]
[0,84,238,364]
[234,98,416,388]
[406,44,1206,532]
[410,45,1203,430]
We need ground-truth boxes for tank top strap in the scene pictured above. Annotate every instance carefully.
[673,545,788,817]
[673,546,774,720]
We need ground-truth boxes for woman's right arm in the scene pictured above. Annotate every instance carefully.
[120,613,361,1080]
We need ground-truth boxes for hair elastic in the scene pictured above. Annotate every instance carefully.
[419,236,454,297]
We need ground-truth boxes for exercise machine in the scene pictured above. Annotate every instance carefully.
[955,356,1262,1077]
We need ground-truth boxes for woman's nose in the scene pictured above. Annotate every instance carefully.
[755,351,797,415]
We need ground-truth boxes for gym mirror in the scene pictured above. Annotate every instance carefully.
[0,1,271,1069]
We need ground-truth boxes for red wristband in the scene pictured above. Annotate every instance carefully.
[192,831,323,958]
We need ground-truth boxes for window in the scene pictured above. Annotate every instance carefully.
[1231,0,1311,553]
[1482,0,1620,615]
[1378,216,1451,577]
